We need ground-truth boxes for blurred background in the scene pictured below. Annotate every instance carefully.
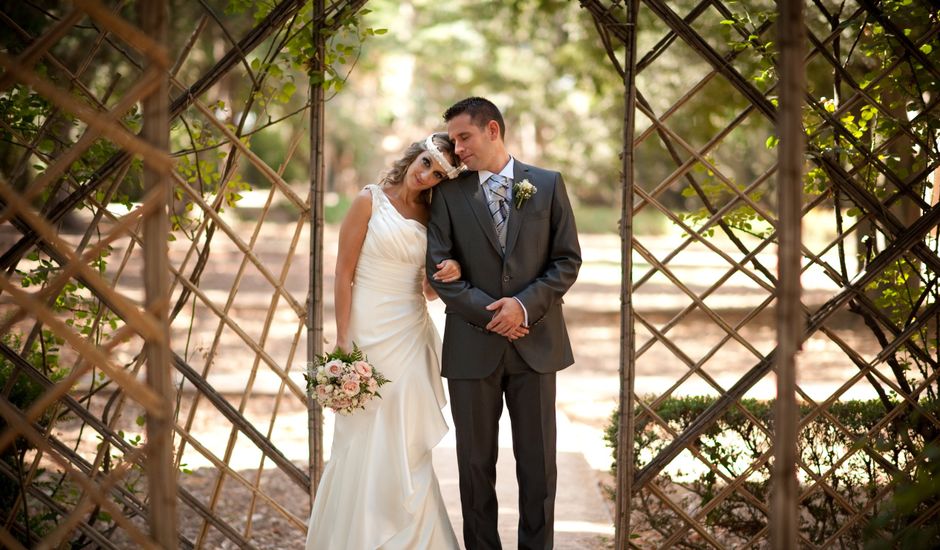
[159,0,779,236]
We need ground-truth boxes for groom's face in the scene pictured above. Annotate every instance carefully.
[447,113,499,172]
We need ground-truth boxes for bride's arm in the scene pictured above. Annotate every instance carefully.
[422,276,439,300]
[333,189,372,352]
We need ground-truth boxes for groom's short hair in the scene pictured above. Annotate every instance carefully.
[443,97,506,139]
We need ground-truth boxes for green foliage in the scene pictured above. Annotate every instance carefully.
[240,123,308,184]
[225,0,275,23]
[172,116,252,233]
[14,248,121,342]
[322,0,631,203]
[864,443,940,549]
[0,332,67,411]
[278,3,385,94]
[0,85,51,146]
[0,331,70,544]
[0,328,158,545]
[679,160,769,238]
[314,342,368,366]
[0,79,144,202]
[325,191,353,224]
[605,396,940,547]
[574,204,627,235]
[799,0,939,198]
[166,0,385,240]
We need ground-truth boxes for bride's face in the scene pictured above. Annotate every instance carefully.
[404,151,449,191]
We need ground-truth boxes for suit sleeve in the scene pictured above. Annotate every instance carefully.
[426,188,498,327]
[514,173,582,323]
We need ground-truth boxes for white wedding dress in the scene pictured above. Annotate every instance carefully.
[305,184,459,549]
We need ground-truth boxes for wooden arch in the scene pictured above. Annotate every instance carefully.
[0,0,937,548]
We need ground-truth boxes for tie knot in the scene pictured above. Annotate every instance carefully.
[488,174,510,191]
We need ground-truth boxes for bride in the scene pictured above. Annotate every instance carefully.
[305,133,463,549]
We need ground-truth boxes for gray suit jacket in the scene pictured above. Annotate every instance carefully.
[426,160,582,379]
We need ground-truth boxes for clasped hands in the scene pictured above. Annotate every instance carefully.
[432,259,528,341]
[485,298,528,341]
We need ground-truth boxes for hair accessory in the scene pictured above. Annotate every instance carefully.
[424,135,465,179]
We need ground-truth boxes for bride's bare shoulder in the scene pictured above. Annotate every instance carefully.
[352,185,378,206]
[341,187,375,226]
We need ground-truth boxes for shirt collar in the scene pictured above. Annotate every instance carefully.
[477,156,515,186]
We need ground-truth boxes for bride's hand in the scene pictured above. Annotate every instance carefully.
[432,259,461,283]
[334,339,352,354]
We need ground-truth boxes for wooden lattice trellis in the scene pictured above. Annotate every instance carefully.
[1,0,938,548]
[583,0,940,547]
[0,0,360,547]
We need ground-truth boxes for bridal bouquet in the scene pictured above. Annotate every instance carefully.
[304,345,390,415]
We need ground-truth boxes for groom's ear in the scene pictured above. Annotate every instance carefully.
[485,120,501,141]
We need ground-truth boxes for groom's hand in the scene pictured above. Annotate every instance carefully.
[485,298,526,338]
[506,325,529,341]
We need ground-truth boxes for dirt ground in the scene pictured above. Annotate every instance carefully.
[7,211,885,548]
[170,222,881,549]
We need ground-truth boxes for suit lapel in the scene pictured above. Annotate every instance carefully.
[504,162,530,256]
[457,172,503,254]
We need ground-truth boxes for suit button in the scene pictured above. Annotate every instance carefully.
[502,275,510,282]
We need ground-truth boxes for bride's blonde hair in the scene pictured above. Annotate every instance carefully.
[379,133,457,198]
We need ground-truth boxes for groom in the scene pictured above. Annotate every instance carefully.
[427,97,581,549]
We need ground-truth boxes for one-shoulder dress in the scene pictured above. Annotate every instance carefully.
[305,184,459,549]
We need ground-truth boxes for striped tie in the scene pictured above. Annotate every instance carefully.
[487,174,510,249]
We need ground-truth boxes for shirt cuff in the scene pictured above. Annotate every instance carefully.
[512,296,529,327]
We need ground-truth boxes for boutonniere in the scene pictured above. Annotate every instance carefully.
[513,179,537,210]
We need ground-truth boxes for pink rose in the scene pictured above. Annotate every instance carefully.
[343,372,361,384]
[325,360,344,378]
[367,377,378,392]
[354,361,372,377]
[342,380,360,396]
[315,384,331,400]
[332,397,350,410]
